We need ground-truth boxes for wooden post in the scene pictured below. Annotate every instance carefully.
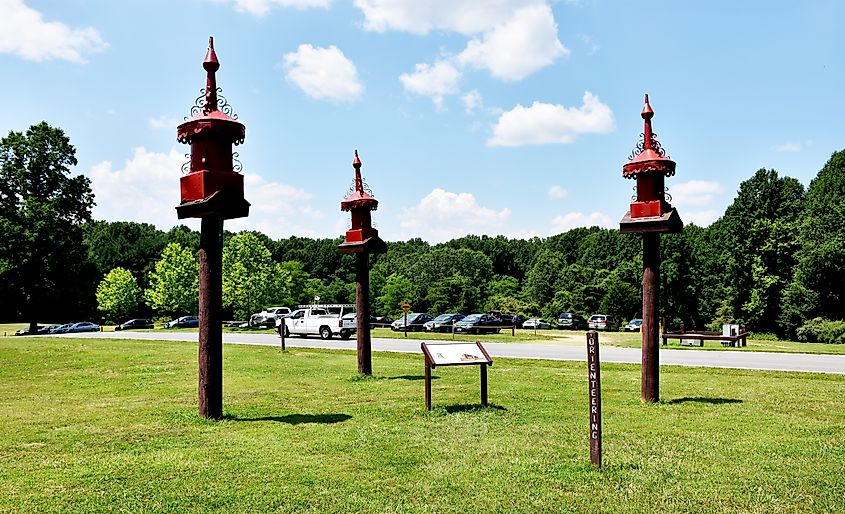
[587,330,602,469]
[198,215,223,420]
[480,363,488,406]
[356,252,372,375]
[424,360,432,410]
[642,232,660,403]
[279,320,286,351]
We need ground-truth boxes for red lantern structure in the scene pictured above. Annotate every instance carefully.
[176,37,250,419]
[619,94,683,403]
[338,150,386,375]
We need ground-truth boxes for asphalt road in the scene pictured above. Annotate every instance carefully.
[57,330,845,375]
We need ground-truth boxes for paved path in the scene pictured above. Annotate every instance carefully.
[59,331,845,375]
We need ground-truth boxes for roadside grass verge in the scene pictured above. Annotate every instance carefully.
[1,337,843,513]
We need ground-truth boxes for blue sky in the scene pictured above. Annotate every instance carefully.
[1,0,842,242]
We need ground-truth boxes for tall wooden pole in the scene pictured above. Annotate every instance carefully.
[355,252,372,375]
[198,215,224,419]
[641,232,660,403]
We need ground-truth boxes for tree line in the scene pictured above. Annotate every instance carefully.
[2,122,844,342]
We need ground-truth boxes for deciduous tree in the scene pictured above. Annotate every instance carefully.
[0,123,94,329]
[96,267,140,323]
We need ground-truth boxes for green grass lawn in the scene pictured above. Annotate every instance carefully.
[1,336,844,513]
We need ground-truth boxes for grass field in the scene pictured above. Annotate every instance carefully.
[1,336,844,513]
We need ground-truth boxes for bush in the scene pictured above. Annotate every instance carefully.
[795,317,845,344]
[748,332,779,341]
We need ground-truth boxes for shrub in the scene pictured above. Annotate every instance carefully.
[795,317,845,344]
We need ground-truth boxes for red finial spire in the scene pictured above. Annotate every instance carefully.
[203,36,219,114]
[353,149,364,193]
[642,94,654,150]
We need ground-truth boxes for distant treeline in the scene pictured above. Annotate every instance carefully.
[2,124,844,342]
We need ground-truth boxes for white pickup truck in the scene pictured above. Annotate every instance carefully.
[283,304,356,340]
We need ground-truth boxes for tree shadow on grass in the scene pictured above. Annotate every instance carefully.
[387,375,439,381]
[666,397,742,405]
[224,413,352,424]
[444,403,506,414]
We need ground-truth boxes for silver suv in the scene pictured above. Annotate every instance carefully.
[249,307,291,327]
[588,314,620,331]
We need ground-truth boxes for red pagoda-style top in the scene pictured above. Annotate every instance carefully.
[338,150,386,254]
[176,36,249,220]
[341,150,379,212]
[619,94,682,233]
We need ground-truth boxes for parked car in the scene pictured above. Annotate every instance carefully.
[588,314,620,331]
[390,313,433,332]
[14,325,46,336]
[38,325,59,334]
[115,318,154,331]
[523,318,552,330]
[249,307,291,327]
[557,312,588,330]
[164,316,199,329]
[424,313,466,332]
[66,322,100,333]
[489,311,522,328]
[454,313,502,334]
[49,323,74,334]
[371,315,394,327]
[624,318,644,332]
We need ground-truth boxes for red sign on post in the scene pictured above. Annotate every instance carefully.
[587,331,602,469]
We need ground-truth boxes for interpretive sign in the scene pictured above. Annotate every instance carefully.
[586,331,602,469]
[421,342,493,410]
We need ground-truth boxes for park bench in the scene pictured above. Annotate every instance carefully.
[662,324,748,348]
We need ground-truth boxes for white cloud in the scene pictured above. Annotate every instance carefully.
[400,188,511,243]
[354,0,541,35]
[550,212,613,234]
[548,185,568,200]
[88,147,323,239]
[284,44,363,102]
[666,180,725,228]
[148,115,180,130]
[771,142,802,153]
[488,91,615,147]
[0,0,107,63]
[681,210,721,227]
[669,180,724,208]
[231,0,330,17]
[457,4,568,81]
[399,60,461,107]
[462,90,483,114]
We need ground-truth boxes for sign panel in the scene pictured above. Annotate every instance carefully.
[422,342,492,367]
[401,300,411,313]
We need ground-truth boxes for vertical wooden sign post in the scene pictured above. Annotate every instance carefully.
[586,330,602,469]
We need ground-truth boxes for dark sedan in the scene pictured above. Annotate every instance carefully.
[454,313,502,334]
[115,318,155,331]
[424,313,466,332]
[390,313,433,332]
[164,316,199,329]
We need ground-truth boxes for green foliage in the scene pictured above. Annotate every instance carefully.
[222,232,277,320]
[0,122,95,327]
[425,275,482,314]
[83,221,165,286]
[788,150,845,325]
[144,243,198,316]
[717,168,805,333]
[96,267,140,323]
[378,274,414,316]
[795,317,845,344]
